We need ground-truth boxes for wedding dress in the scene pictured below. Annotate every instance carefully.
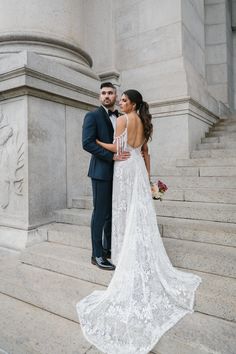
[76,115,201,354]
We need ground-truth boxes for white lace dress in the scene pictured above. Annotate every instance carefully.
[76,119,201,354]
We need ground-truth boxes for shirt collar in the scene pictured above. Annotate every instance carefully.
[102,105,109,114]
[102,105,118,115]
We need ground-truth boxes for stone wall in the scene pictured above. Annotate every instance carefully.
[232,0,236,108]
[0,49,99,249]
[205,0,234,110]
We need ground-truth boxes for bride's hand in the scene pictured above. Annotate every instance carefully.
[96,139,102,146]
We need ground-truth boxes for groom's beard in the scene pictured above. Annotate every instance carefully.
[101,97,117,109]
[102,102,115,109]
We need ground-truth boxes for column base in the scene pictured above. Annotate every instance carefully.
[0,225,47,251]
[149,97,219,173]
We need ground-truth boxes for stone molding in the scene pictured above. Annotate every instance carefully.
[0,86,98,112]
[98,69,120,83]
[0,224,47,250]
[0,51,99,109]
[0,67,98,109]
[0,32,93,73]
[149,97,219,125]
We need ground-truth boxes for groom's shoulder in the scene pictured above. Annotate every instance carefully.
[85,106,104,119]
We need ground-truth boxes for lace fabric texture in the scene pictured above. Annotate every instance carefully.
[77,127,201,354]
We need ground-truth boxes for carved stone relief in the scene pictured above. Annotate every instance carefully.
[0,109,24,209]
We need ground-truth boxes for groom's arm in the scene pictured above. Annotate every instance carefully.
[82,112,114,161]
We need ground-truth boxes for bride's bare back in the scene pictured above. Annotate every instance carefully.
[116,112,145,148]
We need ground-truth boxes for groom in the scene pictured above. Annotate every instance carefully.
[82,82,129,270]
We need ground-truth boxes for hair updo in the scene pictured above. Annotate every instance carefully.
[123,89,153,142]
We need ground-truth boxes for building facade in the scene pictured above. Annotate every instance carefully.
[0,0,235,249]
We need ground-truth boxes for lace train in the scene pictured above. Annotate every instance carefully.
[77,147,201,354]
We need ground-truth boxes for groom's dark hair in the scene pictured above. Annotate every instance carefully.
[100,82,116,91]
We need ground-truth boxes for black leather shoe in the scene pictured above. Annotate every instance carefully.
[91,256,115,271]
[103,249,111,259]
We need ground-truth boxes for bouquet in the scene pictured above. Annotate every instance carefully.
[150,180,168,201]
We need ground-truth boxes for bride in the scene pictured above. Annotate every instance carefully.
[76,89,201,354]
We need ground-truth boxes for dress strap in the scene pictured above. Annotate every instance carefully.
[114,115,128,155]
[125,114,129,129]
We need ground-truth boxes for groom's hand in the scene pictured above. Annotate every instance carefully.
[113,151,130,161]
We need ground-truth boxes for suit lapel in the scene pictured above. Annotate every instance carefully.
[99,106,114,134]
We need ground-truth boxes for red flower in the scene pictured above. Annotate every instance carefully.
[150,180,168,200]
[158,180,168,193]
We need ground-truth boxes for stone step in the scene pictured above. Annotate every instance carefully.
[155,311,236,354]
[0,250,103,324]
[72,197,93,209]
[47,214,236,249]
[198,166,236,177]
[176,157,236,167]
[18,242,236,322]
[216,119,236,125]
[154,188,187,201]
[192,271,236,323]
[197,142,236,150]
[1,251,236,354]
[220,117,236,121]
[154,167,199,177]
[21,237,236,281]
[209,126,226,132]
[157,166,236,177]
[184,187,236,203]
[57,193,236,226]
[201,136,220,143]
[156,175,236,189]
[54,208,91,226]
[21,242,113,286]
[162,165,236,178]
[163,237,236,279]
[191,149,236,158]
[72,189,185,208]
[74,185,236,206]
[209,125,236,132]
[155,200,236,223]
[202,134,236,144]
[47,222,91,248]
[159,216,236,247]
[206,130,236,137]
[219,133,236,142]
[0,293,91,354]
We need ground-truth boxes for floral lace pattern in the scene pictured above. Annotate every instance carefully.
[77,138,201,354]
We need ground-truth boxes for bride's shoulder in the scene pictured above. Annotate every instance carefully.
[117,115,127,126]
[117,114,126,120]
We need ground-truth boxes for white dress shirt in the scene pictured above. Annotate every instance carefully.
[102,105,117,130]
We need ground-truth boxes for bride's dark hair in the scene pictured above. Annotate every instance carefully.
[123,89,153,141]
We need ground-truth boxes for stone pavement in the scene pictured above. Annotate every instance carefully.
[0,248,98,354]
[1,245,236,354]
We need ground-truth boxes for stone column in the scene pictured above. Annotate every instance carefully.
[0,0,100,249]
[113,0,220,171]
[205,0,234,110]
[233,0,236,108]
[0,0,94,75]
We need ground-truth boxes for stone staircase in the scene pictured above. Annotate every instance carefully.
[1,116,236,354]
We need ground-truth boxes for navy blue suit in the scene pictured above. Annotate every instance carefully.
[82,106,114,257]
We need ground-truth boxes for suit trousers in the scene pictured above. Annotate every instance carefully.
[91,178,112,257]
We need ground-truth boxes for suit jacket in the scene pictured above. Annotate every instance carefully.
[82,106,114,181]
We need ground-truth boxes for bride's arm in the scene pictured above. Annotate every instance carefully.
[96,116,126,153]
[96,139,117,152]
[142,142,151,179]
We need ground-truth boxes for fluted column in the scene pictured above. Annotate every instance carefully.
[0,0,100,250]
[0,0,93,73]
